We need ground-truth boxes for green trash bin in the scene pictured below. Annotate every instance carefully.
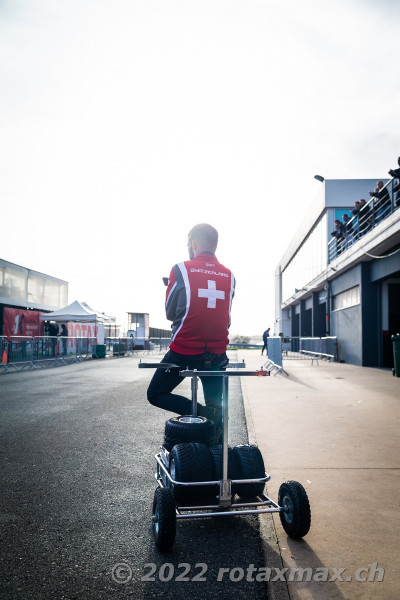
[94,344,106,359]
[392,334,400,377]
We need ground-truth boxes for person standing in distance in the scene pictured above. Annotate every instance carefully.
[147,223,235,431]
[261,327,270,355]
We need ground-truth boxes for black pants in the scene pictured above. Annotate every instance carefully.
[147,349,228,421]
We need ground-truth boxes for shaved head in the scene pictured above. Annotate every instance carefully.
[188,223,218,255]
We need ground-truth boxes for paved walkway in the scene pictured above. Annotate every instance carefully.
[238,349,400,600]
[0,354,267,600]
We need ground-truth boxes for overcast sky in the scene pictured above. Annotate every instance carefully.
[1,0,399,336]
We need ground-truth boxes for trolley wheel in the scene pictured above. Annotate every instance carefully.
[170,442,214,502]
[163,416,216,451]
[233,444,266,498]
[278,480,311,539]
[152,487,176,552]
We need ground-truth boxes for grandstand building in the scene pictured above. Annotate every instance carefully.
[275,178,400,367]
[0,259,68,336]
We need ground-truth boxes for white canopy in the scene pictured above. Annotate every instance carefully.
[39,300,115,323]
[81,302,115,323]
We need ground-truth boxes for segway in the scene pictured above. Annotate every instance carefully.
[139,360,311,551]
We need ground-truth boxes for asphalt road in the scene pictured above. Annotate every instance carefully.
[0,354,268,600]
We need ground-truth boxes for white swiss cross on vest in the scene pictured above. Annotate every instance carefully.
[198,280,225,308]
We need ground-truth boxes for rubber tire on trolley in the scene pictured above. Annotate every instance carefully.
[170,442,215,503]
[152,487,176,552]
[233,444,266,498]
[163,416,216,451]
[209,445,240,498]
[278,480,311,539]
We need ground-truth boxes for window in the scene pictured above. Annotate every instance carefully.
[0,263,26,302]
[281,214,328,302]
[332,286,360,311]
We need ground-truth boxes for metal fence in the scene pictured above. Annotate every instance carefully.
[1,335,9,364]
[300,337,338,359]
[105,337,170,355]
[0,335,169,373]
[0,336,99,372]
[328,177,399,262]
[281,337,338,361]
[149,337,172,352]
[106,337,135,356]
[0,335,338,374]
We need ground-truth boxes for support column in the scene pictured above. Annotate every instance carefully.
[312,292,318,337]
[300,300,307,337]
[291,305,299,337]
[313,291,326,337]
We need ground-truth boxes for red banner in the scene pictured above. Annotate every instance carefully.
[3,308,44,337]
[67,322,98,339]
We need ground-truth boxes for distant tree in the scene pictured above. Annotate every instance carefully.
[231,335,250,345]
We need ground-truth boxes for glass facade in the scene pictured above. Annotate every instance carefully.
[282,214,327,302]
[27,273,68,308]
[0,260,67,309]
[0,263,26,304]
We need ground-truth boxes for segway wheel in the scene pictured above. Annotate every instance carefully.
[233,444,266,498]
[152,487,176,551]
[163,416,216,451]
[278,480,311,539]
[170,442,215,503]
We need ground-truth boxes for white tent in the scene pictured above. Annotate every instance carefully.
[39,300,115,323]
[81,302,115,323]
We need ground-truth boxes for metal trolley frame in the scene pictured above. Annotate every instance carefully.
[139,360,311,548]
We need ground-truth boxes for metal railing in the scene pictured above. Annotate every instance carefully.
[0,336,98,373]
[8,336,35,364]
[0,335,169,372]
[299,337,338,360]
[328,177,399,262]
[0,335,338,373]
[281,337,338,361]
[106,337,135,356]
[149,337,172,352]
[105,337,170,355]
[1,335,9,365]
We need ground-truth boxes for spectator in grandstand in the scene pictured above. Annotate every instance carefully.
[342,214,354,248]
[388,156,400,207]
[352,200,361,214]
[351,200,361,239]
[388,156,400,180]
[331,219,345,255]
[358,199,372,236]
[369,180,391,222]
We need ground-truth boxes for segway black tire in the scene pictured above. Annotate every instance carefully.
[278,480,311,539]
[152,487,176,552]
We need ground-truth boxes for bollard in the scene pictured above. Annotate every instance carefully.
[391,334,400,377]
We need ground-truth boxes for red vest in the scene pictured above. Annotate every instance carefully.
[165,253,235,355]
